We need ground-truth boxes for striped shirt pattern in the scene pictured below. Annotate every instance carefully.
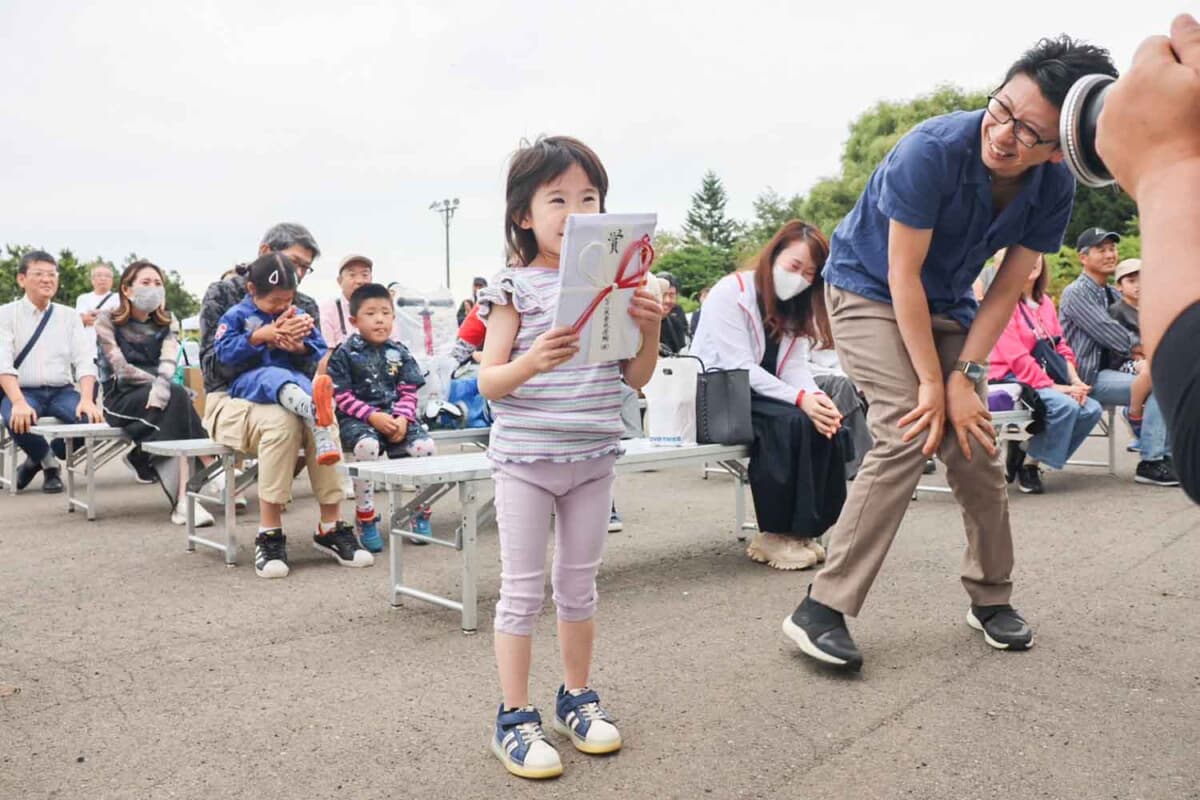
[478,267,624,463]
[1059,274,1138,385]
[333,389,417,422]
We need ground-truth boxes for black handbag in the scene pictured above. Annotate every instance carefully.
[1018,303,1072,385]
[684,355,754,445]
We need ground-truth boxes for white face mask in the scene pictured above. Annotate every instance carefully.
[131,285,165,313]
[773,264,811,301]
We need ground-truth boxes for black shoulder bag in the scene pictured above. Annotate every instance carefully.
[683,354,754,445]
[1017,303,1072,385]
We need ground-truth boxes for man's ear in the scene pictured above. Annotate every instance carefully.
[1048,147,1065,165]
[257,244,270,256]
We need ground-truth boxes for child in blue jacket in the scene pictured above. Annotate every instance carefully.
[213,253,340,465]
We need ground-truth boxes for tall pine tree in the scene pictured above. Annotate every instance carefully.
[683,170,739,250]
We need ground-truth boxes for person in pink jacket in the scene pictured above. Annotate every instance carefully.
[989,255,1102,493]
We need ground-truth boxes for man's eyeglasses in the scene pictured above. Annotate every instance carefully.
[985,95,1058,149]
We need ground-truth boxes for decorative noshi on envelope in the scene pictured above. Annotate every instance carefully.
[552,213,657,365]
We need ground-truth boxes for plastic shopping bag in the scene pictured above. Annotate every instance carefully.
[642,357,699,447]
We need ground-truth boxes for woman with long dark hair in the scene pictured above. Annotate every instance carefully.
[95,261,214,526]
[691,220,847,570]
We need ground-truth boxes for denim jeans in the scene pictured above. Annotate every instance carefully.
[0,385,83,463]
[1027,388,1104,470]
[1089,369,1169,461]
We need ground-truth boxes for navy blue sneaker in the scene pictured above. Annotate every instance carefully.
[553,685,622,754]
[491,705,563,780]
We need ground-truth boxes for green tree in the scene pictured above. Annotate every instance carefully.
[1064,185,1138,246]
[795,85,990,236]
[653,243,733,299]
[683,170,740,250]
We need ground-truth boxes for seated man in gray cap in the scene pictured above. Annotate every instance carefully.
[1060,229,1177,486]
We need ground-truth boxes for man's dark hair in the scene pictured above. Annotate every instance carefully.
[1004,35,1118,109]
[657,272,680,291]
[18,250,57,275]
[260,222,321,259]
[349,282,393,316]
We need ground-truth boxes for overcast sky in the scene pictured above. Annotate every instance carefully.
[0,1,1182,303]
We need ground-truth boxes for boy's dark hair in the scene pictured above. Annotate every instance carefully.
[19,250,57,275]
[349,282,393,316]
[245,252,298,294]
[505,135,609,266]
[1003,35,1118,109]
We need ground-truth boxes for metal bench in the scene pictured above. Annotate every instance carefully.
[140,427,490,566]
[26,421,131,519]
[1066,405,1119,476]
[343,438,752,632]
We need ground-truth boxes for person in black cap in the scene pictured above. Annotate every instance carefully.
[472,276,488,302]
[1059,227,1178,486]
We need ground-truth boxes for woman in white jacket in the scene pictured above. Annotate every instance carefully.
[692,221,848,570]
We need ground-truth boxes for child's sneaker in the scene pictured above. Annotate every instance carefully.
[491,705,563,780]
[312,374,336,428]
[254,529,289,579]
[552,685,622,754]
[407,506,432,545]
[607,508,624,533]
[357,514,384,553]
[313,522,374,567]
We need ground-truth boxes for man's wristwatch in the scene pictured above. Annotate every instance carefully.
[953,360,988,384]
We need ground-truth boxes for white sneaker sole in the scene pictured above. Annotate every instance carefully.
[781,615,852,667]
[1134,475,1180,487]
[551,716,622,754]
[966,609,1034,650]
[489,736,563,779]
[312,542,373,567]
[607,520,624,533]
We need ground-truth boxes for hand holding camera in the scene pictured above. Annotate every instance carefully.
[1096,14,1200,199]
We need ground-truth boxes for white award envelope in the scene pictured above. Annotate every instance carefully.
[552,213,657,366]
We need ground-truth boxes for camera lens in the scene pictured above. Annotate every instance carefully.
[1060,74,1116,188]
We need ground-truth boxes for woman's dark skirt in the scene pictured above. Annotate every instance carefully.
[748,394,848,538]
[103,382,207,505]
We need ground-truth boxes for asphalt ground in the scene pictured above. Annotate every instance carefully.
[1,436,1198,800]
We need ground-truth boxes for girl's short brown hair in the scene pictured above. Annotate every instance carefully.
[505,136,608,266]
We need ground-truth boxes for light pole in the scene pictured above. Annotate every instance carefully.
[429,198,460,290]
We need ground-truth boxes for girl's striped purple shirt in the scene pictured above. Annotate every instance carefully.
[476,266,624,463]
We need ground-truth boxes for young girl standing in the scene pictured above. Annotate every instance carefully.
[476,136,662,780]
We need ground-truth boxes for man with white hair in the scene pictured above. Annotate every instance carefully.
[75,261,119,339]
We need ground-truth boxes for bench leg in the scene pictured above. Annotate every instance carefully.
[85,437,97,521]
[460,481,480,634]
[734,466,747,541]
[389,485,405,608]
[1107,407,1117,476]
[64,437,77,513]
[222,455,237,565]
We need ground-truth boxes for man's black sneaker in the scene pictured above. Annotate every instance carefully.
[782,590,863,671]
[967,604,1033,650]
[1135,459,1180,487]
[1005,441,1025,483]
[1016,464,1043,494]
[123,449,158,484]
[15,458,41,491]
[313,522,375,567]
[254,530,289,579]
[42,467,64,494]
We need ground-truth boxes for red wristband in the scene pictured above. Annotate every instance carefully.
[795,390,805,407]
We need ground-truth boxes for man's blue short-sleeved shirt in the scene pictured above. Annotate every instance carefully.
[822,109,1076,328]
